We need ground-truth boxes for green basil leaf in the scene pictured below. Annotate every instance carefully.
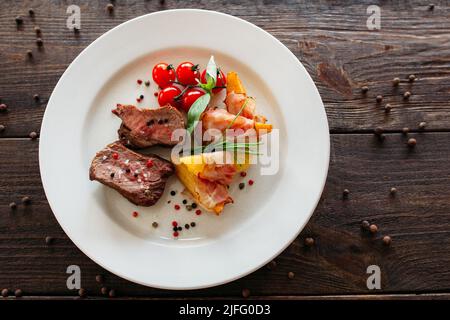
[186,93,211,134]
[205,56,217,89]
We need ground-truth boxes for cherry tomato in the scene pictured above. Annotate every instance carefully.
[181,88,205,112]
[152,63,176,88]
[201,69,227,94]
[176,62,200,86]
[158,85,181,107]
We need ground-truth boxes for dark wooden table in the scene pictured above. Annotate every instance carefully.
[1,0,450,300]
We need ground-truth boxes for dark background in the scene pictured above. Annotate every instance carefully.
[0,0,450,300]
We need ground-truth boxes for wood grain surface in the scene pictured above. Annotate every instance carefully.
[0,0,450,299]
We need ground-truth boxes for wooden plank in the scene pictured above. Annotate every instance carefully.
[1,132,450,296]
[0,0,449,137]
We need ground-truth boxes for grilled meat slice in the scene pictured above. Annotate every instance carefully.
[112,104,185,148]
[89,141,174,206]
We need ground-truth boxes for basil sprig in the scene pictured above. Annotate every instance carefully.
[186,56,217,134]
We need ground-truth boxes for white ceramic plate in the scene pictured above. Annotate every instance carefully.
[39,9,329,289]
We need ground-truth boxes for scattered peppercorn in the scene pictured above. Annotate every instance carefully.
[195,209,202,215]
[36,38,43,47]
[182,199,187,204]
[402,127,410,135]
[125,168,131,173]
[170,190,176,196]
[33,94,40,102]
[108,289,116,297]
[1,288,8,297]
[191,203,197,209]
[361,220,370,230]
[140,95,144,100]
[361,86,369,94]
[288,272,295,279]
[0,125,4,133]
[190,222,196,227]
[45,236,53,245]
[403,91,411,100]
[9,202,17,210]
[392,77,400,86]
[384,104,392,113]
[15,16,23,25]
[407,138,417,148]
[34,26,41,35]
[177,226,182,231]
[152,221,158,228]
[22,196,31,205]
[238,182,245,190]
[95,274,104,283]
[106,3,114,13]
[242,288,250,298]
[29,131,38,139]
[343,189,350,199]
[137,79,143,85]
[390,187,397,195]
[26,50,33,58]
[172,227,178,232]
[419,122,426,130]
[186,205,192,211]
[185,224,190,229]
[305,237,315,247]
[377,133,385,142]
[145,80,150,87]
[408,74,416,82]
[376,95,383,103]
[101,286,108,295]
[14,289,22,298]
[73,27,80,34]
[110,172,115,178]
[0,104,7,111]
[267,260,277,270]
[369,224,378,234]
[29,8,35,16]
[383,235,392,246]
[428,4,435,10]
[374,127,383,135]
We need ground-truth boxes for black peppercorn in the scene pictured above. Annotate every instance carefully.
[1,288,8,297]
[408,74,416,82]
[369,224,378,234]
[419,122,426,130]
[170,190,176,196]
[361,220,370,230]
[36,38,43,47]
[45,236,53,245]
[305,237,314,247]
[78,288,86,297]
[108,289,116,297]
[288,272,295,279]
[384,104,392,113]
[172,227,178,232]
[29,8,35,16]
[383,235,392,246]
[110,172,115,178]
[190,222,196,227]
[374,127,383,135]
[9,202,17,210]
[95,275,104,283]
[27,50,33,58]
[29,131,38,139]
[22,196,31,204]
[33,94,40,102]
[239,182,245,190]
[182,199,187,204]
[376,95,383,103]
[402,127,410,134]
[407,138,417,147]
[140,95,144,99]
[403,91,411,100]
[361,86,369,94]
[392,77,400,86]
[15,16,23,25]
[0,125,5,133]
[145,80,150,87]
[152,222,158,228]
[34,26,41,35]
[428,4,435,10]
[343,189,350,199]
[185,224,190,229]
[390,187,397,195]
[14,289,22,298]
[101,287,108,295]
[106,3,114,13]
[191,203,197,209]
[177,226,182,231]
[267,260,277,270]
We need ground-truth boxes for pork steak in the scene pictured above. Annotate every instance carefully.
[89,141,174,206]
[112,104,185,148]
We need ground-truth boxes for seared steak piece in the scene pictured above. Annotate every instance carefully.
[89,141,174,206]
[112,104,185,148]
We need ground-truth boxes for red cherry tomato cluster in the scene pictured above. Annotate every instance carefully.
[152,61,227,112]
